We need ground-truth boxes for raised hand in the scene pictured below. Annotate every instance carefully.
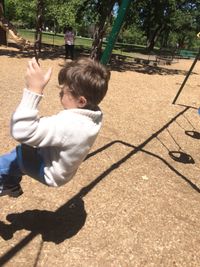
[25,57,52,94]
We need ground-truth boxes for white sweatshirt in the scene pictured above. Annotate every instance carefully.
[11,89,103,187]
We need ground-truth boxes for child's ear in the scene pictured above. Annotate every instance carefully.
[77,96,87,108]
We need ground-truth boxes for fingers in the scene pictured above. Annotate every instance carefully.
[27,57,40,71]
[44,67,53,83]
[25,58,53,93]
[27,59,35,73]
[32,57,40,70]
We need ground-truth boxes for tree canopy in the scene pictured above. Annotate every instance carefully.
[3,0,200,53]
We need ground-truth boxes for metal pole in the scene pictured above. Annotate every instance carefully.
[172,47,200,104]
[100,0,131,65]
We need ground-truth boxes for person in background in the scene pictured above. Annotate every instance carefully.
[64,26,75,60]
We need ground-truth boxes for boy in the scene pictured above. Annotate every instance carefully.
[0,57,110,197]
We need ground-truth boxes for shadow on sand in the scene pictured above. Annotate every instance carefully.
[0,59,199,265]
[0,44,195,76]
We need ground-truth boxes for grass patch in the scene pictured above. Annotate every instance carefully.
[18,29,93,48]
[17,29,155,58]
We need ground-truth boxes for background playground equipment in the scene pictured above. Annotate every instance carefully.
[179,49,198,59]
[7,28,30,47]
[0,2,30,49]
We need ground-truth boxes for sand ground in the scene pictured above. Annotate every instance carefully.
[0,46,200,267]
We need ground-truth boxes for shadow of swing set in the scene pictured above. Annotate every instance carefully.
[170,37,200,164]
[0,102,200,266]
[1,34,200,267]
[1,57,200,264]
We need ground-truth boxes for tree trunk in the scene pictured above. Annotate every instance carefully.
[90,1,115,60]
[0,1,6,45]
[161,29,170,48]
[147,25,164,51]
[0,26,6,45]
[90,19,107,60]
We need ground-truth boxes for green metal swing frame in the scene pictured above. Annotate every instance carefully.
[100,0,131,65]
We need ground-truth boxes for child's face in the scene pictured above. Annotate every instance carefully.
[59,85,87,109]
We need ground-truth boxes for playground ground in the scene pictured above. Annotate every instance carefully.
[0,46,200,267]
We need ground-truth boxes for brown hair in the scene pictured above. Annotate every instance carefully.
[58,58,110,106]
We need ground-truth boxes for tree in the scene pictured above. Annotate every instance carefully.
[6,0,36,28]
[125,0,200,51]
[76,0,117,60]
[0,0,7,45]
[174,0,200,48]
[0,0,29,48]
[44,0,82,33]
[139,0,176,50]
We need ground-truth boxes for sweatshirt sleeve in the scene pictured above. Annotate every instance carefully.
[11,89,62,147]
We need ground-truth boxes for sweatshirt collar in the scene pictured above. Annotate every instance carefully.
[66,107,102,120]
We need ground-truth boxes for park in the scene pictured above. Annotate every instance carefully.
[0,0,200,266]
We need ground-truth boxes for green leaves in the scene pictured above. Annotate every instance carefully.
[4,0,200,50]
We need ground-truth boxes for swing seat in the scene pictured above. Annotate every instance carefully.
[168,151,195,164]
[185,130,200,139]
